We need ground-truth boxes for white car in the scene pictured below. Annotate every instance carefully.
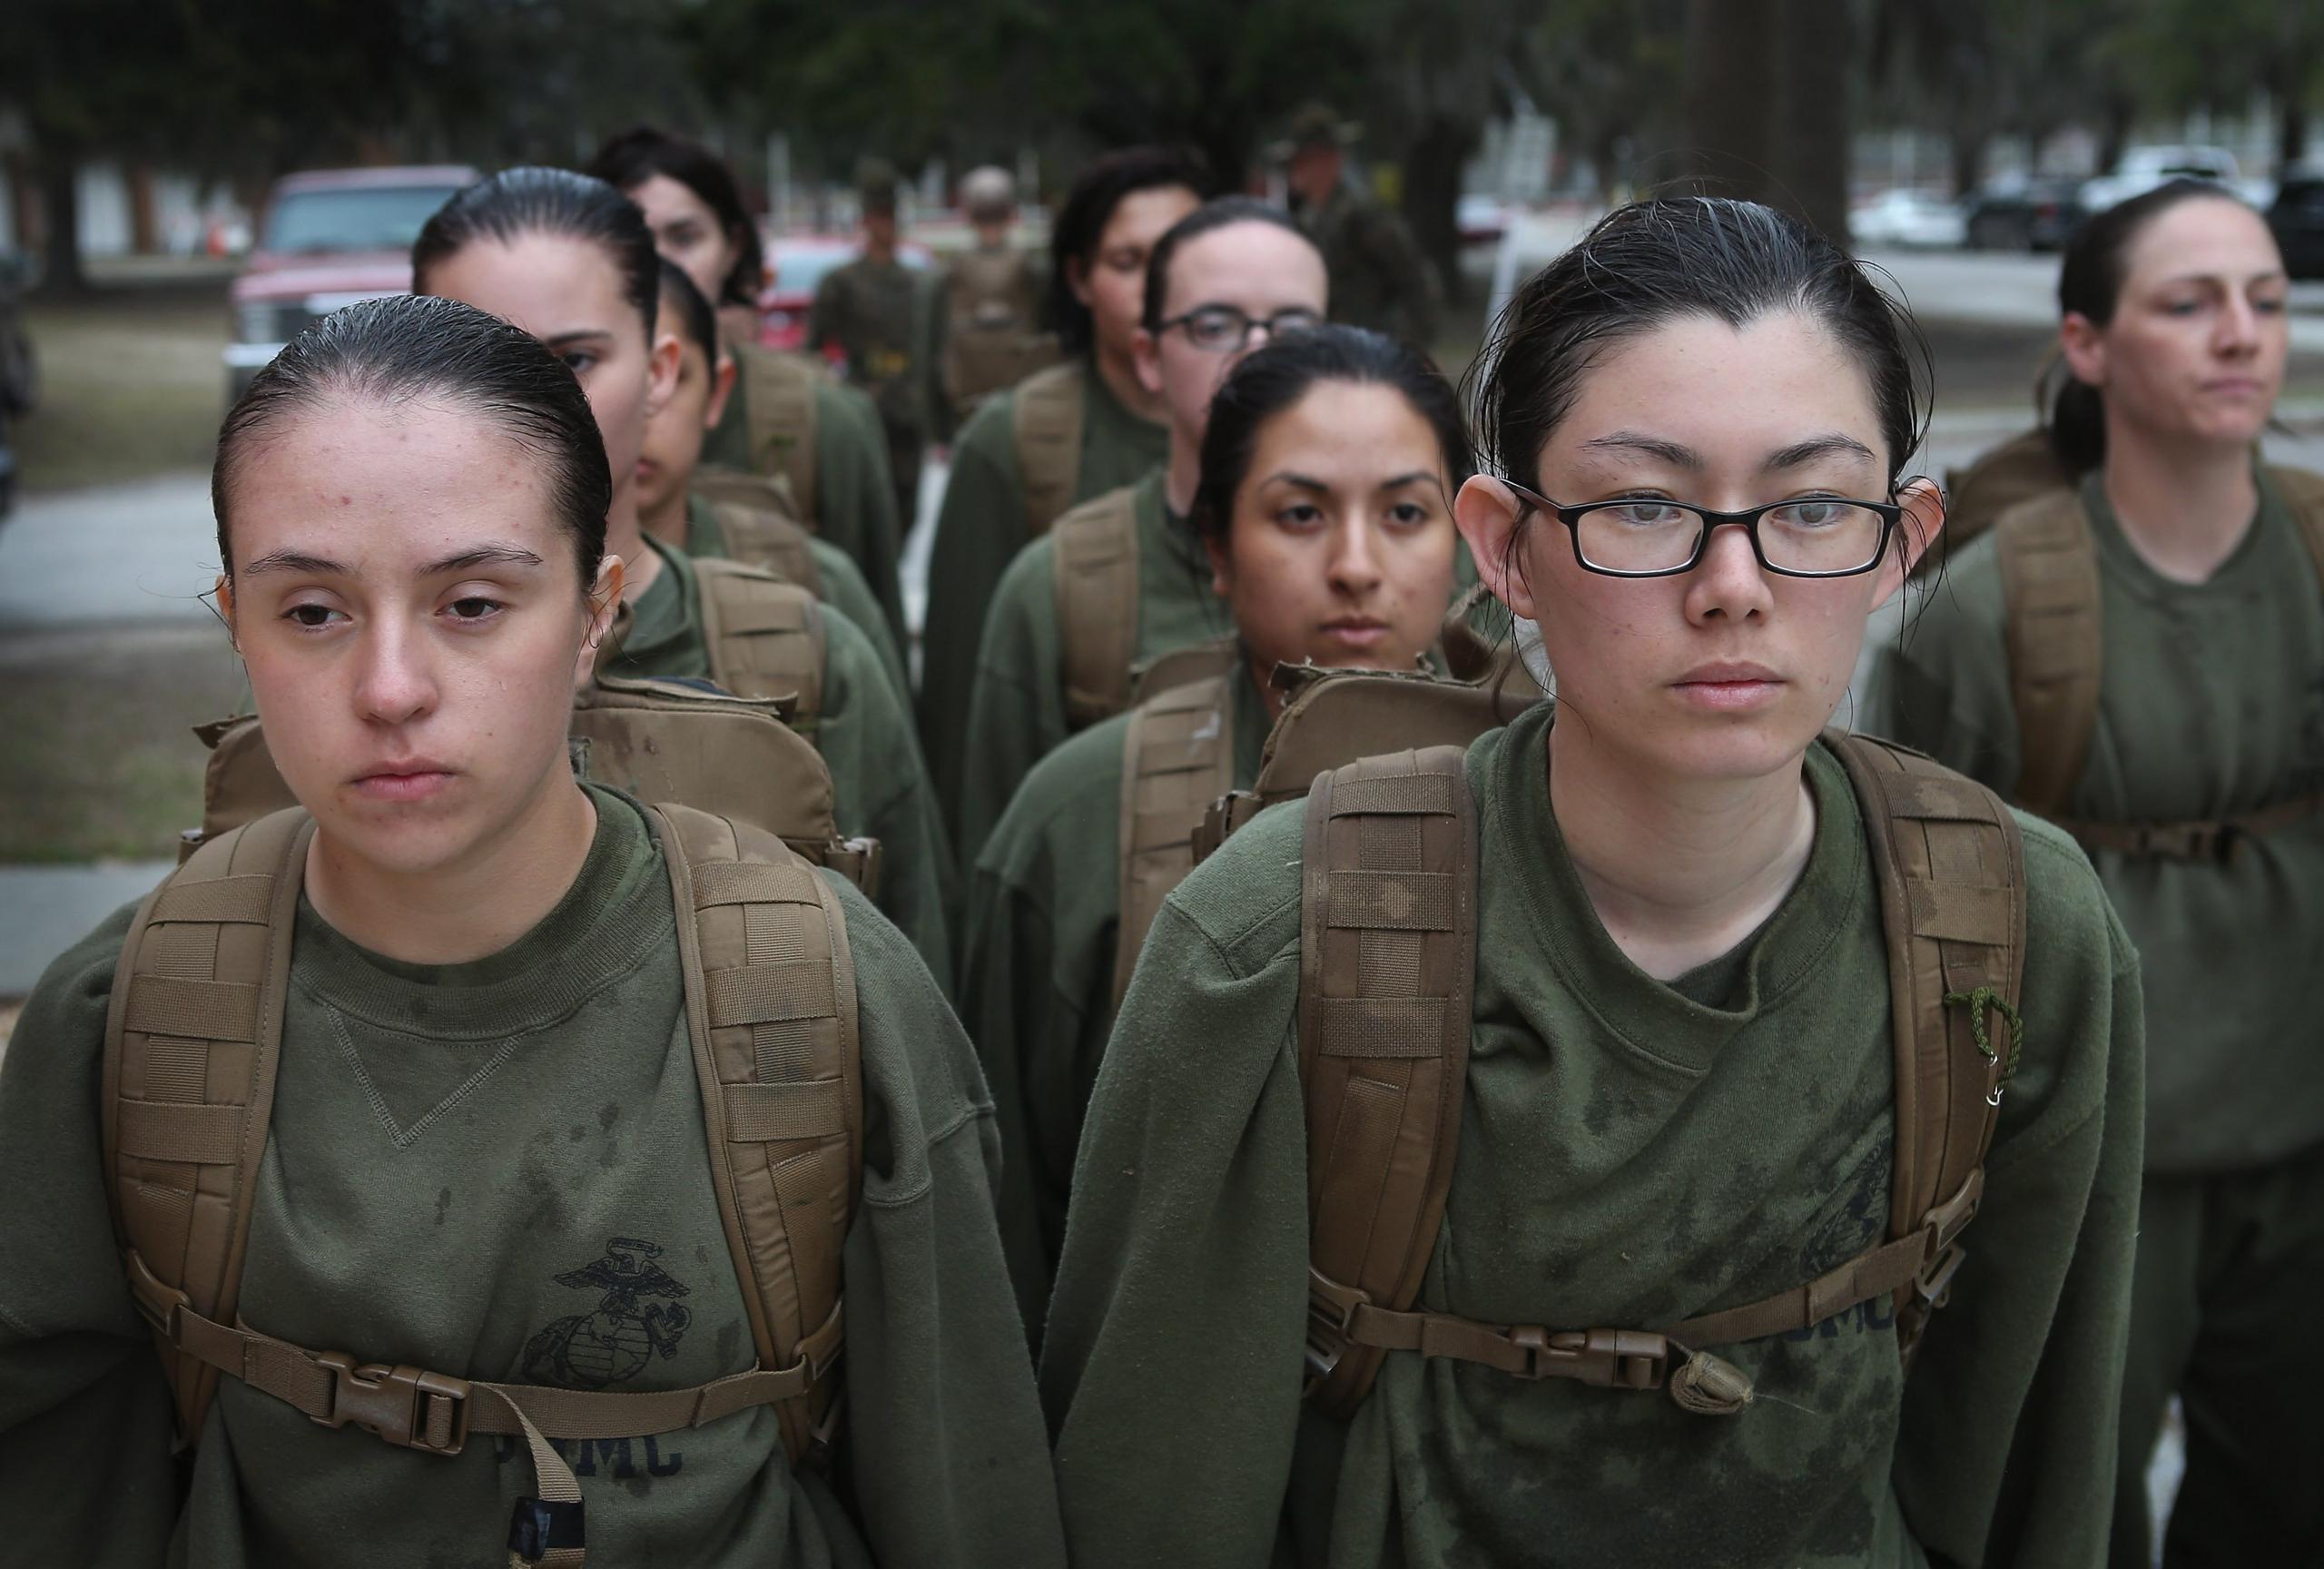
[2080,146,2274,214]
[1850,190,1966,249]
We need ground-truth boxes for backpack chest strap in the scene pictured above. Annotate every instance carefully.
[2046,786,2324,861]
[1318,1168,1983,1416]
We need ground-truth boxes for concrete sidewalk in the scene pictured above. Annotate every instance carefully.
[0,860,172,995]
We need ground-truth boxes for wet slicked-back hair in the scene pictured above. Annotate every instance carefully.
[412,166,661,343]
[1472,197,1931,495]
[657,256,718,363]
[587,125,765,310]
[1140,196,1315,331]
[2047,178,2261,473]
[213,294,611,587]
[1048,145,1209,354]
[1195,324,1473,543]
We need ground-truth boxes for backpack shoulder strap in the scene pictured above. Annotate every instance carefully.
[740,346,821,522]
[710,498,822,595]
[1128,635,1241,709]
[1111,673,1238,1012]
[103,806,311,1443]
[1827,731,2027,1364]
[2266,463,2324,588]
[694,558,828,728]
[1011,360,1087,536]
[1298,746,1479,1418]
[1994,487,2102,817]
[1052,484,1141,729]
[655,801,861,1465]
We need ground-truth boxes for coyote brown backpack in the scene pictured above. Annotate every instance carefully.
[1050,484,1143,729]
[595,559,829,734]
[733,342,822,522]
[942,248,1058,420]
[1195,715,2028,1420]
[1010,360,1086,538]
[1994,464,2324,855]
[1925,427,2071,578]
[684,477,822,596]
[111,692,871,1565]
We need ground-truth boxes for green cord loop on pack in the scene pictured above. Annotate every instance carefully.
[1943,986,2024,1090]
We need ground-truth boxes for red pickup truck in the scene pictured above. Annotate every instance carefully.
[225,166,478,399]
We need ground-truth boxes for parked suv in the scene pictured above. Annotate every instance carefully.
[2270,173,2324,280]
[225,166,478,399]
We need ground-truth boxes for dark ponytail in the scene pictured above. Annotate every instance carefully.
[1194,325,1472,544]
[2047,177,2255,474]
[413,167,661,345]
[214,294,611,589]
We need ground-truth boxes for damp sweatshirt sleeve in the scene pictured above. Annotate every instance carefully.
[805,537,911,703]
[814,604,960,996]
[809,380,910,650]
[918,398,1031,827]
[0,901,184,1566]
[1039,804,1314,1567]
[1890,819,2145,1566]
[954,538,1073,870]
[826,876,1068,1569]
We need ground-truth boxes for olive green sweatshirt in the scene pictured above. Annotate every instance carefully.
[919,361,1171,820]
[960,664,1273,1334]
[0,787,1065,1568]
[1875,466,2324,1174]
[952,469,1233,867]
[1042,706,2145,1567]
[684,491,912,700]
[704,345,909,647]
[615,535,957,994]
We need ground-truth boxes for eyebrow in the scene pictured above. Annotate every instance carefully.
[1581,429,1876,474]
[543,330,615,351]
[1581,431,1702,469]
[1762,433,1877,470]
[234,544,545,578]
[2155,268,2289,288]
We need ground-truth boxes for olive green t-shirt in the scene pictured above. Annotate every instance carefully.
[919,360,1171,820]
[684,491,911,700]
[0,787,1064,1567]
[960,662,1273,1333]
[1041,706,2145,1567]
[952,469,1233,866]
[612,535,956,992]
[703,347,908,646]
[1875,465,2324,1172]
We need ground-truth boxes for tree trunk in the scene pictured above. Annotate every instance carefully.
[128,163,159,255]
[1402,114,1476,307]
[1950,128,1987,201]
[2281,94,2309,176]
[1682,0,1777,204]
[37,153,90,296]
[1779,0,1853,244]
[2096,96,2134,176]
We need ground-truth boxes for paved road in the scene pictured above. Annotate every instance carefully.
[0,471,220,629]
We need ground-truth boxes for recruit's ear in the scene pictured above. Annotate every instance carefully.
[1872,476,1945,611]
[704,348,739,434]
[1453,476,1538,622]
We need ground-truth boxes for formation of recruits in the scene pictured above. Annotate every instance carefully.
[0,104,2314,1569]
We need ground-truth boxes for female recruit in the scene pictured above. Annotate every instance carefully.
[920,146,1206,812]
[1041,197,2144,1567]
[0,294,1061,1566]
[962,325,1467,1332]
[587,124,907,644]
[1876,180,2324,1566]
[412,167,955,985]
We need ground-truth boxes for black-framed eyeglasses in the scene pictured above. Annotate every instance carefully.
[1153,304,1325,352]
[1503,479,1902,579]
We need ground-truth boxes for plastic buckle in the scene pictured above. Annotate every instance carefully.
[123,1252,188,1337]
[1303,1276,1369,1386]
[310,1354,470,1456]
[507,1496,586,1564]
[1512,1327,1669,1390]
[1914,1243,1968,1310]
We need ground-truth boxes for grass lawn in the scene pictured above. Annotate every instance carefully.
[16,286,227,493]
[0,626,243,862]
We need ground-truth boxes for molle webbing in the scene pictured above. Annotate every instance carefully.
[739,347,822,522]
[1010,360,1087,537]
[1296,747,1479,1419]
[694,558,828,728]
[1128,636,1242,710]
[1052,485,1141,729]
[104,804,862,1566]
[691,465,808,531]
[1932,427,2069,577]
[708,496,822,594]
[1112,671,1238,1012]
[1994,489,2103,818]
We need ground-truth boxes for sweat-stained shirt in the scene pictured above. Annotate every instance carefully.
[1041,706,2145,1568]
[0,786,1066,1569]
[704,340,909,647]
[684,490,912,701]
[613,534,957,993]
[960,661,1273,1334]
[919,360,1171,820]
[1875,465,2324,1174]
[952,469,1233,866]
